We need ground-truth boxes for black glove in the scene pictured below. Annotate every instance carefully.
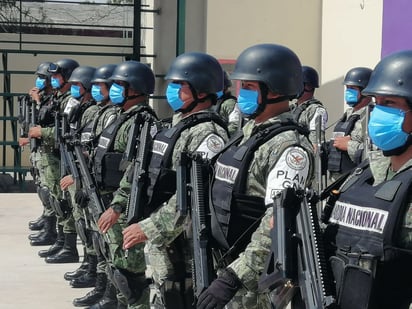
[196,269,241,309]
[74,190,89,209]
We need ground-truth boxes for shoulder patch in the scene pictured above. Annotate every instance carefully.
[285,147,307,170]
[206,135,224,153]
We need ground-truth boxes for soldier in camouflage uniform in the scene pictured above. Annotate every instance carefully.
[290,65,328,192]
[116,52,229,308]
[24,62,56,246]
[215,71,242,136]
[29,59,80,263]
[193,43,315,309]
[91,60,158,309]
[323,50,412,309]
[290,65,328,145]
[327,67,372,181]
[70,63,121,308]
[56,65,99,289]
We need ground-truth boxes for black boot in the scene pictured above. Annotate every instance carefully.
[28,215,45,231]
[64,248,89,281]
[73,272,107,307]
[88,280,118,309]
[70,254,97,288]
[38,224,64,258]
[29,216,57,246]
[45,233,79,263]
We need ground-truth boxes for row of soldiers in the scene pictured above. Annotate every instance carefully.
[21,43,411,309]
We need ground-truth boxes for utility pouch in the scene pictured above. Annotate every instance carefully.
[113,269,148,305]
[161,279,186,309]
[102,153,124,189]
[339,265,373,309]
[52,195,71,219]
[330,252,376,309]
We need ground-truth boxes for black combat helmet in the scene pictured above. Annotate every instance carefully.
[302,65,319,88]
[36,62,52,78]
[109,61,155,94]
[92,64,117,84]
[48,58,80,81]
[230,43,303,97]
[343,67,372,89]
[362,50,412,103]
[165,52,224,94]
[68,66,96,91]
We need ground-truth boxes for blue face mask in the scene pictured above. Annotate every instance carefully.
[35,77,46,90]
[70,84,82,99]
[166,83,184,111]
[91,84,105,102]
[109,83,125,105]
[216,90,223,99]
[237,88,259,115]
[345,88,359,106]
[51,77,62,89]
[368,105,410,151]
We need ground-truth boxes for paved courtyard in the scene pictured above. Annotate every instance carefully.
[0,193,88,309]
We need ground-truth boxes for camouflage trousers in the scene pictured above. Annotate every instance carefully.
[106,215,149,308]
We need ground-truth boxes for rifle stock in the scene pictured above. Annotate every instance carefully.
[126,119,152,225]
[258,188,336,309]
[190,154,215,298]
[176,153,215,299]
[296,190,335,308]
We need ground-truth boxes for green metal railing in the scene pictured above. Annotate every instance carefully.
[0,0,156,191]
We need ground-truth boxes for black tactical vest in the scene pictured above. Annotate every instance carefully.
[93,104,155,190]
[325,164,412,306]
[210,121,308,258]
[80,104,120,148]
[38,91,71,127]
[145,112,227,211]
[327,112,360,173]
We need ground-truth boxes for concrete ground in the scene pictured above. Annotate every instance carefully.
[0,193,91,309]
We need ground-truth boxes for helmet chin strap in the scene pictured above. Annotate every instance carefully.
[123,88,145,104]
[177,86,215,114]
[249,83,291,119]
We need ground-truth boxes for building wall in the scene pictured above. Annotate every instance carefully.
[320,0,383,137]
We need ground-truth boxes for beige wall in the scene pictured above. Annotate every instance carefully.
[206,0,322,67]
[319,0,383,137]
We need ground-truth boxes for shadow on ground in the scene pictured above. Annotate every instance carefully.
[0,174,36,193]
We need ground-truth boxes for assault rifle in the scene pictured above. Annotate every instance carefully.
[73,141,106,221]
[126,119,153,225]
[258,187,336,309]
[18,95,31,138]
[29,98,39,152]
[60,113,81,191]
[176,152,215,299]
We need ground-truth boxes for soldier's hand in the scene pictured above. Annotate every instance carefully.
[333,135,350,151]
[60,175,74,191]
[28,126,42,138]
[29,87,41,103]
[19,137,29,147]
[196,269,241,309]
[270,215,274,229]
[122,223,148,249]
[98,208,120,233]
